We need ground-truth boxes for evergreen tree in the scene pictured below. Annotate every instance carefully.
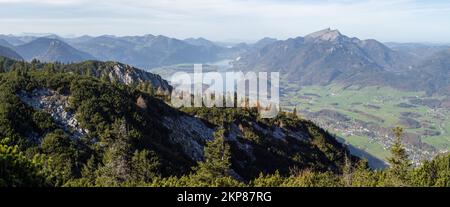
[0,144,50,187]
[43,63,55,74]
[146,81,155,96]
[193,128,232,185]
[130,149,160,183]
[342,153,353,186]
[387,127,411,186]
[410,153,450,187]
[351,160,378,187]
[81,155,97,184]
[31,58,40,65]
[252,171,284,187]
[0,60,4,73]
[100,72,110,83]
[86,68,93,77]
[95,119,133,186]
[40,130,78,185]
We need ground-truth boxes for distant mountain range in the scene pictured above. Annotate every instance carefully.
[232,28,450,95]
[0,34,248,68]
[233,28,405,83]
[412,48,450,95]
[386,42,450,60]
[0,33,282,69]
[0,30,449,94]
[68,35,225,68]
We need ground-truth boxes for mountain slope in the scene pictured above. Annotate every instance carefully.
[0,39,14,48]
[69,35,222,69]
[0,58,355,182]
[15,37,95,63]
[232,28,447,94]
[386,42,450,61]
[413,49,450,95]
[234,28,398,85]
[184,37,219,48]
[0,34,28,46]
[61,60,172,92]
[3,34,245,69]
[252,37,278,50]
[0,45,23,60]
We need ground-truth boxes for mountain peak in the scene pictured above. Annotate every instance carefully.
[305,28,342,41]
[15,37,94,63]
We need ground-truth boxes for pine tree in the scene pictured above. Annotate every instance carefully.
[252,171,284,187]
[31,58,40,65]
[100,72,110,83]
[44,63,55,74]
[387,127,411,186]
[95,119,133,186]
[410,153,450,187]
[81,155,97,185]
[194,127,232,185]
[130,149,160,183]
[350,160,372,187]
[0,60,4,73]
[342,153,353,186]
[146,81,155,96]
[0,144,50,187]
[86,68,93,77]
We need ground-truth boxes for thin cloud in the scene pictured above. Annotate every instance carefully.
[0,0,449,42]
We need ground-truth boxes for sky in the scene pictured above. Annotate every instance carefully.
[0,0,450,43]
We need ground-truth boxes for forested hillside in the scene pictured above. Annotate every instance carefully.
[0,57,352,186]
[0,57,448,187]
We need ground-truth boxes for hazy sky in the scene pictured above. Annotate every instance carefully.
[0,0,450,42]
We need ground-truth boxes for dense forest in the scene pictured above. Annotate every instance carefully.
[0,57,449,187]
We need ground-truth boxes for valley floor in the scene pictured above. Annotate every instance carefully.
[281,83,450,168]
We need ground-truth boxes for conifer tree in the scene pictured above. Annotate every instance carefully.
[130,149,160,183]
[95,119,133,186]
[387,127,411,186]
[351,159,375,187]
[342,153,353,186]
[0,144,50,187]
[81,155,97,183]
[0,60,4,73]
[86,68,93,77]
[194,127,232,185]
[100,72,110,83]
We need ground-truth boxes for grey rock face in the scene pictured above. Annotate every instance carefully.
[305,28,342,42]
[162,115,215,161]
[18,88,88,139]
[68,61,173,93]
[109,63,172,92]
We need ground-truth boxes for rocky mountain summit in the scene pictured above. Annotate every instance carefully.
[232,28,448,95]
